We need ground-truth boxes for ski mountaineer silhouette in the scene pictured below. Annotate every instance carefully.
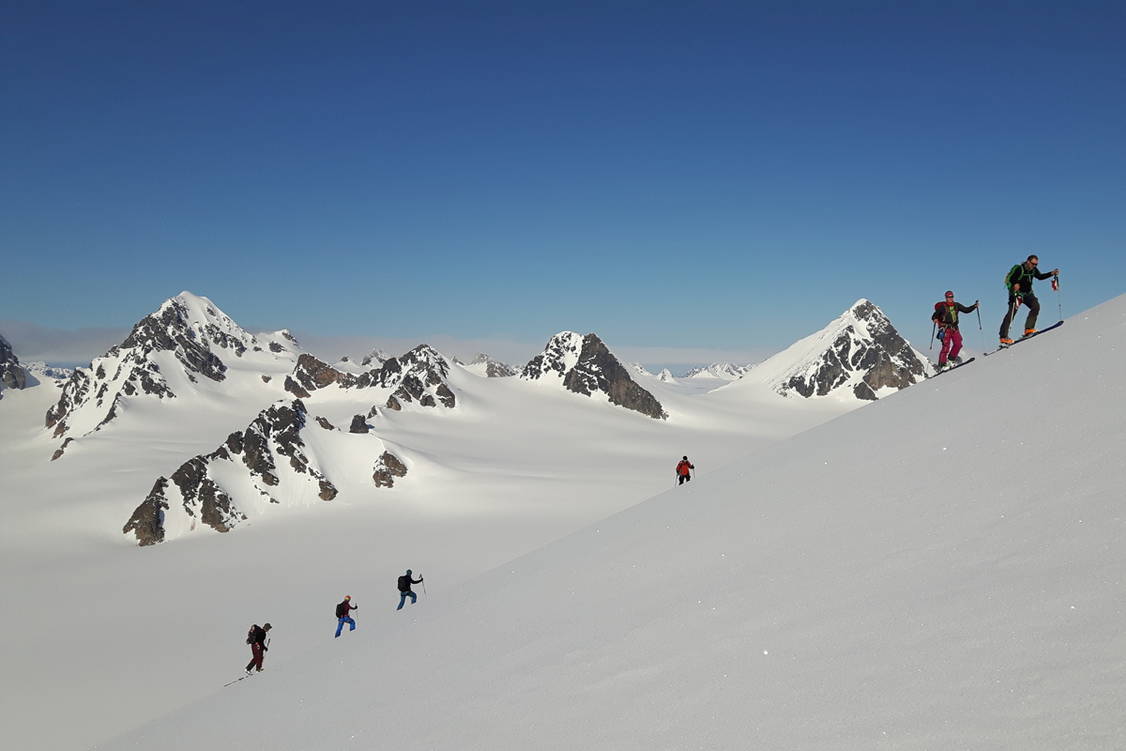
[245,623,271,673]
[335,595,357,637]
[999,254,1060,345]
[396,569,423,610]
[931,291,978,369]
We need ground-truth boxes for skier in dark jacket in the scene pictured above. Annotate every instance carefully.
[675,456,695,485]
[396,569,423,610]
[245,622,272,673]
[999,255,1060,344]
[335,595,357,638]
[931,291,978,368]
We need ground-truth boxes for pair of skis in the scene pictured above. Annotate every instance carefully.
[982,320,1064,357]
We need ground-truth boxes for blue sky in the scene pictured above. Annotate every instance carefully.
[3,1,1124,365]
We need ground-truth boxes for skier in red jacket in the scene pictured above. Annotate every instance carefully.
[675,456,695,485]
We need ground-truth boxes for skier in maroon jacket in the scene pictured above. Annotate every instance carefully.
[245,623,272,673]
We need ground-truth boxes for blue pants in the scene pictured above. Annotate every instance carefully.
[335,617,356,637]
[396,592,417,610]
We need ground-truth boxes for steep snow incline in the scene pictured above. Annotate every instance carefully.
[103,297,1124,750]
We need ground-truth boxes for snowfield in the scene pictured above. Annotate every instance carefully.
[5,294,1121,751]
[97,295,1125,751]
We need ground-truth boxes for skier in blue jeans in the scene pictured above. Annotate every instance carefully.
[335,595,357,637]
[396,569,423,610]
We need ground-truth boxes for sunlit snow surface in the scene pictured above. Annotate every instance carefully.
[5,297,1122,751]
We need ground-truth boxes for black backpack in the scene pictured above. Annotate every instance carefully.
[246,625,256,644]
[335,601,348,618]
[397,575,410,592]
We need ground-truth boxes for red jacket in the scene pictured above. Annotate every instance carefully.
[676,460,694,476]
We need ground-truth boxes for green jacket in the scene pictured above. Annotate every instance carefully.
[1005,263,1053,294]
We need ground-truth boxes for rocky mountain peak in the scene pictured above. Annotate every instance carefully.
[754,298,930,401]
[521,332,667,420]
[45,292,298,440]
[683,362,750,380]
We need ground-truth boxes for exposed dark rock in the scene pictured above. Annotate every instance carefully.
[50,437,74,462]
[284,375,311,399]
[372,451,408,488]
[269,342,283,353]
[291,353,358,393]
[316,416,336,430]
[122,478,171,546]
[349,415,370,433]
[385,396,402,411]
[261,375,272,383]
[0,333,30,398]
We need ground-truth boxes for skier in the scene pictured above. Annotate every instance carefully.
[245,622,272,673]
[931,291,978,369]
[335,595,357,638]
[999,255,1060,345]
[396,569,423,610]
[675,456,694,485]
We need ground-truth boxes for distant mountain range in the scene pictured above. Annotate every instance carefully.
[1,291,928,545]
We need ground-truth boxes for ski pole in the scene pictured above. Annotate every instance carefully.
[422,579,427,596]
[976,303,985,352]
[929,321,935,351]
[1053,274,1062,321]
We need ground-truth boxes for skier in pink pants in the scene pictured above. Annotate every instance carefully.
[932,291,978,369]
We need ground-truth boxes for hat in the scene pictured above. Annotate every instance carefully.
[406,569,412,575]
[682,456,688,460]
[945,290,954,297]
[344,595,351,600]
[263,623,272,630]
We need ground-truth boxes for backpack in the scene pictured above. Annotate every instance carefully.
[397,575,410,592]
[1005,264,1022,291]
[246,625,256,644]
[676,460,691,476]
[335,602,347,618]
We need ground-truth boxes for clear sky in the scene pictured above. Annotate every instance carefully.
[3,1,1124,365]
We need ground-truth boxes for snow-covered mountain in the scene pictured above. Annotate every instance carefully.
[521,332,667,420]
[682,361,750,380]
[656,368,677,383]
[122,399,406,546]
[730,299,930,400]
[44,292,300,440]
[0,332,29,398]
[456,353,516,378]
[96,296,1120,751]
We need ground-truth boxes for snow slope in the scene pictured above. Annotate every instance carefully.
[99,295,1124,751]
[0,313,858,751]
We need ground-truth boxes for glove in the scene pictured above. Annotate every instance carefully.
[263,646,268,651]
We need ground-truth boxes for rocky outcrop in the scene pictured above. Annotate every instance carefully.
[122,399,348,545]
[372,451,408,488]
[349,415,369,433]
[522,332,667,420]
[0,333,30,399]
[291,354,358,392]
[683,362,751,380]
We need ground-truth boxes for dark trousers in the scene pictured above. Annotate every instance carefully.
[1000,292,1040,338]
[246,642,264,672]
[397,591,417,610]
[678,473,691,485]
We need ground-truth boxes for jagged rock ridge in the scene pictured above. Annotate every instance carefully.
[122,399,408,546]
[521,332,667,420]
[457,353,516,378]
